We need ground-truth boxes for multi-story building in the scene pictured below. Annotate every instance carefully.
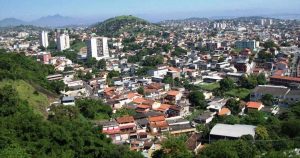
[39,31,48,48]
[87,37,109,60]
[57,34,70,51]
[235,40,256,50]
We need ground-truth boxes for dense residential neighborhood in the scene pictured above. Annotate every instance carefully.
[0,6,300,158]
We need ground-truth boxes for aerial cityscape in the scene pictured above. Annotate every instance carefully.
[0,0,300,158]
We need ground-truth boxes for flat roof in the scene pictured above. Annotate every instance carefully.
[210,123,256,138]
[62,96,75,102]
[252,85,290,96]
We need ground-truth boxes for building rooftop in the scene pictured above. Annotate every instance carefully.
[252,85,290,96]
[116,116,135,124]
[169,123,194,132]
[246,101,263,109]
[270,76,300,82]
[210,123,256,138]
[61,96,75,102]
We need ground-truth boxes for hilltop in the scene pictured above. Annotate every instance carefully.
[90,15,154,37]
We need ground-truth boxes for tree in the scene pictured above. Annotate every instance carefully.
[281,119,300,138]
[112,108,136,119]
[240,74,258,89]
[219,77,235,91]
[199,140,256,158]
[255,125,269,140]
[0,144,30,158]
[85,57,97,68]
[84,71,93,81]
[137,87,145,95]
[152,135,193,158]
[0,85,19,116]
[97,59,106,70]
[263,40,277,49]
[142,55,164,67]
[76,99,112,119]
[196,124,209,137]
[257,73,267,85]
[261,94,274,106]
[171,46,187,57]
[48,80,66,94]
[241,111,266,125]
[188,91,206,109]
[162,76,174,86]
[107,70,120,79]
[225,99,241,115]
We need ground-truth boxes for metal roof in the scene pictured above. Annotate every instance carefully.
[210,123,256,138]
[61,96,75,102]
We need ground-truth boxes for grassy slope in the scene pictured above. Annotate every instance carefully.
[225,88,251,100]
[71,41,86,51]
[199,82,220,91]
[0,80,50,116]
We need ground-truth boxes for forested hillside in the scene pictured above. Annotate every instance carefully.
[0,51,143,158]
[90,15,154,37]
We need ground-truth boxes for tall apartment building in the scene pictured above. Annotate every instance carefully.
[57,34,70,51]
[87,37,109,60]
[39,31,49,48]
[235,40,256,50]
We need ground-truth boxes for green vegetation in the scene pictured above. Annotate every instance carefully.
[240,73,266,89]
[225,98,244,115]
[199,82,220,91]
[128,45,169,63]
[199,140,256,158]
[92,15,150,37]
[0,51,65,94]
[152,135,193,158]
[71,40,85,51]
[0,85,143,158]
[112,108,137,119]
[0,80,49,116]
[142,55,164,67]
[219,77,235,91]
[225,88,250,100]
[171,46,187,57]
[76,98,112,120]
[188,91,206,109]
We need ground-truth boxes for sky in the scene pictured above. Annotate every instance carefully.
[1,0,300,21]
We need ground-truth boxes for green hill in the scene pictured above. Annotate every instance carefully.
[91,15,152,37]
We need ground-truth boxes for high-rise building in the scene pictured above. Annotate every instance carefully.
[87,37,109,60]
[57,34,70,51]
[39,31,48,48]
[235,40,256,50]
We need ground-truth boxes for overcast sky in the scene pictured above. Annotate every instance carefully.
[1,0,299,21]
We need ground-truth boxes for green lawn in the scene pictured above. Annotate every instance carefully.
[199,82,220,91]
[0,80,50,116]
[71,41,85,51]
[225,88,251,100]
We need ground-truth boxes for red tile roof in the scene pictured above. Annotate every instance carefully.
[270,76,300,82]
[116,116,134,124]
[133,97,146,104]
[150,121,168,128]
[167,90,180,96]
[246,102,263,109]
[148,115,165,122]
[218,108,231,116]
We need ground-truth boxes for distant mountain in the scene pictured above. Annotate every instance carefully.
[0,18,26,27]
[90,15,151,37]
[0,14,96,28]
[31,14,80,27]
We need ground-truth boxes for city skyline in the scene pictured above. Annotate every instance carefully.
[1,0,300,21]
